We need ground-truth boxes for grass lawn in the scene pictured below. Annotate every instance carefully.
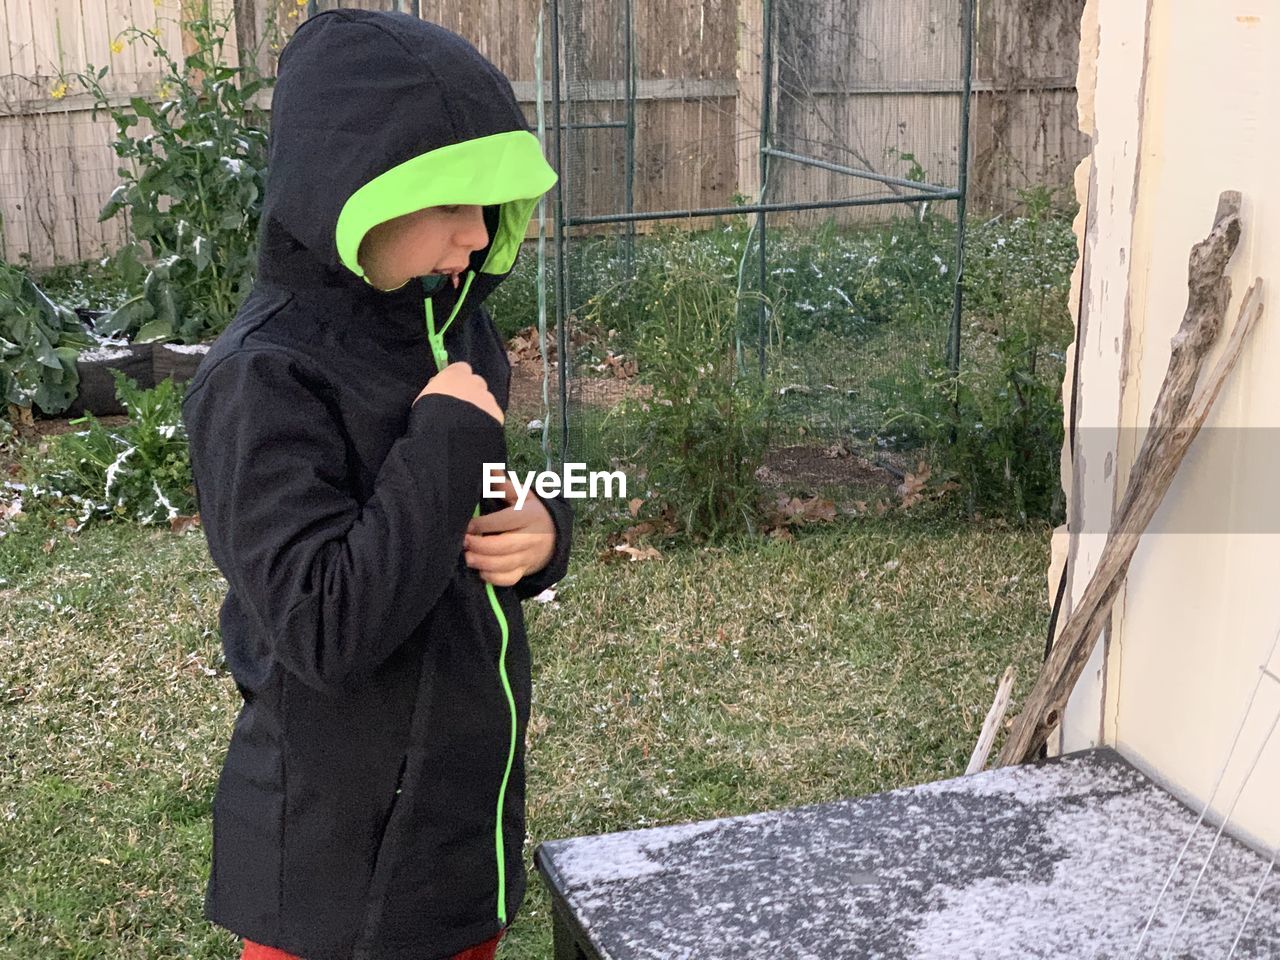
[0,510,1051,958]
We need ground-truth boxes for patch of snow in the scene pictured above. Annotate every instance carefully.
[103,445,135,497]
[159,342,211,355]
[152,480,178,521]
[913,754,1109,805]
[78,346,135,363]
[906,785,1275,957]
[550,820,728,887]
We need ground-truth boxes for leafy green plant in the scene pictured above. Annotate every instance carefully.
[599,237,777,541]
[23,370,193,526]
[0,260,95,416]
[880,187,1074,523]
[491,208,962,353]
[34,244,144,314]
[65,10,272,343]
[771,216,955,338]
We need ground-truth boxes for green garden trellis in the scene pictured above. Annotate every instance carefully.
[544,0,976,466]
[300,0,976,469]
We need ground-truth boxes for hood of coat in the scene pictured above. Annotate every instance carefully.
[255,9,556,336]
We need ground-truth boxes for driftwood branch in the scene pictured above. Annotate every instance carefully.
[967,665,1016,775]
[998,191,1265,766]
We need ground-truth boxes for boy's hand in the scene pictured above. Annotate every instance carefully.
[415,362,503,425]
[463,475,555,586]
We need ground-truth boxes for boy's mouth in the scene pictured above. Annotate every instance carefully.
[433,266,467,289]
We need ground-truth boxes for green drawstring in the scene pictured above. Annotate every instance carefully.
[422,267,516,926]
[424,269,477,373]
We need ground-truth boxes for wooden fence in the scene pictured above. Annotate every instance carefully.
[0,0,1086,269]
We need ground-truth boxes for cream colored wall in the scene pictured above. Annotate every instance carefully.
[1061,0,1280,851]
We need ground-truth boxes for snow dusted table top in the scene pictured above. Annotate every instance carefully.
[533,748,1279,959]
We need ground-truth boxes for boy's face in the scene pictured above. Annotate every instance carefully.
[357,204,490,292]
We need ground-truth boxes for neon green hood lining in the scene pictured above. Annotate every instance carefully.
[335,129,557,284]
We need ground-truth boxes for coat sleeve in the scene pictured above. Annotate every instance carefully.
[511,490,572,600]
[183,348,505,695]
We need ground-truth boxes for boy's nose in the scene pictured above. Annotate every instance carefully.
[457,205,489,253]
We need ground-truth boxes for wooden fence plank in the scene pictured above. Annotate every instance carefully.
[101,0,137,92]
[51,0,89,74]
[28,0,62,79]
[0,118,22,260]
[77,0,114,77]
[0,0,14,79]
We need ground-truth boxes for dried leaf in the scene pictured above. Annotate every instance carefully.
[7,403,34,435]
[613,543,661,562]
[627,497,644,518]
[622,521,656,541]
[802,497,837,523]
[764,494,838,531]
[170,514,201,535]
[896,462,933,510]
[600,352,636,380]
[505,326,551,365]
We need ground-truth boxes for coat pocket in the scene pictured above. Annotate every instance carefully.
[351,752,409,954]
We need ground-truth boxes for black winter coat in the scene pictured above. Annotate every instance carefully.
[181,11,570,959]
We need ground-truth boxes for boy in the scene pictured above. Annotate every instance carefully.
[181,10,571,960]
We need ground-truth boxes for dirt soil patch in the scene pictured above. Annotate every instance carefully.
[757,443,901,496]
[508,360,652,423]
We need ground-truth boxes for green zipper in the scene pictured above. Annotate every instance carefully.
[485,566,516,927]
[424,271,517,926]
[423,270,476,372]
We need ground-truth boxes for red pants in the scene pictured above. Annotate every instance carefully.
[241,928,504,960]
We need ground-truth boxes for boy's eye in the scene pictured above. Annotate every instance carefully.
[438,204,461,213]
